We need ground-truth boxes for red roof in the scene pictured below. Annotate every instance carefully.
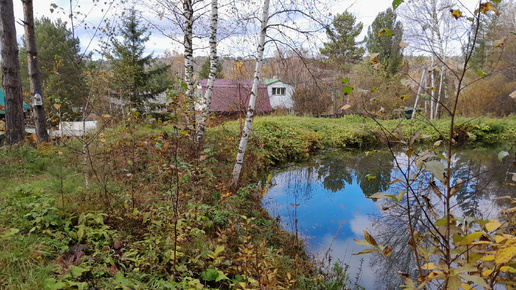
[200,79,272,112]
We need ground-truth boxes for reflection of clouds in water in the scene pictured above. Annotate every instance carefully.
[349,214,374,237]
[313,234,377,290]
[264,149,514,289]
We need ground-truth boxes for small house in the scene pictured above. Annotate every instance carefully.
[262,79,295,110]
[198,79,272,113]
[0,88,31,117]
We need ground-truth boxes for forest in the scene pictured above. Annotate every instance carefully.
[1,0,516,289]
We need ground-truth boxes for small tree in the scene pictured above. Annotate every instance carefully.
[320,11,365,70]
[199,57,223,79]
[365,8,404,76]
[105,9,170,112]
[19,17,86,123]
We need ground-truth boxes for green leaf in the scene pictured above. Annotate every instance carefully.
[343,86,353,96]
[201,268,219,281]
[424,160,445,182]
[0,228,19,238]
[77,228,84,243]
[70,266,88,278]
[477,70,488,78]
[342,77,349,84]
[215,271,229,282]
[459,274,489,287]
[143,212,150,224]
[392,0,404,10]
[498,151,509,162]
[371,87,377,93]
[435,217,448,226]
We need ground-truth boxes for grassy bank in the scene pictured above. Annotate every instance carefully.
[1,115,514,289]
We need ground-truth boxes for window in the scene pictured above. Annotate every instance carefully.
[272,87,286,95]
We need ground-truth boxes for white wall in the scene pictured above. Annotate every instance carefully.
[266,81,294,109]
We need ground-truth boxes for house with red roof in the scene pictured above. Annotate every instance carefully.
[198,79,272,113]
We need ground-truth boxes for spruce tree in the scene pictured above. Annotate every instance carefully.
[365,8,404,76]
[106,9,170,112]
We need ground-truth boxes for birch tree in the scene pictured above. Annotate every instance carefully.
[194,0,218,150]
[1,0,25,145]
[401,0,457,119]
[231,0,270,187]
[23,0,49,143]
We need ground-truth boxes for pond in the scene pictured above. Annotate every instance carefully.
[263,148,515,289]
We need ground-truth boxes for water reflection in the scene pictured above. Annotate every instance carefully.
[263,148,515,289]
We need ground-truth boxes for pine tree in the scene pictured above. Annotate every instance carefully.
[365,8,404,76]
[320,11,364,70]
[199,57,223,79]
[106,9,170,112]
[19,17,86,121]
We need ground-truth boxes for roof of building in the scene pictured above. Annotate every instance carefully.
[200,79,272,112]
[0,88,31,114]
[261,78,281,86]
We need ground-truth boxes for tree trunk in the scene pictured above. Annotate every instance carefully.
[412,69,426,119]
[183,0,195,130]
[194,0,218,151]
[1,0,25,145]
[23,0,49,143]
[231,0,270,187]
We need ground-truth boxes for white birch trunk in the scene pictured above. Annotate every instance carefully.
[412,69,426,119]
[231,0,270,187]
[435,64,445,119]
[430,56,435,120]
[183,0,195,128]
[194,0,218,150]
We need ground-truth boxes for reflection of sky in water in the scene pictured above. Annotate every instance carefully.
[265,179,376,248]
[264,172,379,289]
[263,149,514,290]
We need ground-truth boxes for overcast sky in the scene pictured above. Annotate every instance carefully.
[11,0,394,59]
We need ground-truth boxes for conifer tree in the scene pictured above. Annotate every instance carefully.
[365,8,404,76]
[106,9,170,112]
[320,11,364,70]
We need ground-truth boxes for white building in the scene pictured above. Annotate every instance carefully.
[262,79,295,110]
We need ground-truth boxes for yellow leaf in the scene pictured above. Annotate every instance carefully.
[364,230,380,249]
[353,248,378,255]
[500,266,511,272]
[486,219,501,232]
[481,255,495,261]
[479,2,499,15]
[399,41,409,48]
[482,269,493,276]
[422,263,436,270]
[494,39,505,47]
[458,232,483,246]
[495,235,506,244]
[342,104,351,110]
[461,283,472,290]
[450,9,463,19]
[495,245,516,265]
[448,276,462,290]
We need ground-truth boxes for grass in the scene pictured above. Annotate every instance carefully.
[0,114,514,289]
